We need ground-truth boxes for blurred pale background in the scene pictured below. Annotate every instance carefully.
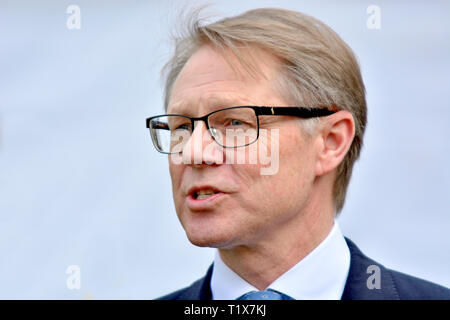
[0,0,449,299]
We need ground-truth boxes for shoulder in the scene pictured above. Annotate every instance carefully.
[155,265,214,300]
[156,287,190,300]
[344,238,450,300]
[387,268,450,300]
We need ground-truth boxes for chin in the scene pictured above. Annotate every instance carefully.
[184,228,236,249]
[177,204,245,249]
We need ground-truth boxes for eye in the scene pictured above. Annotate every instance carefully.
[230,119,244,126]
[173,123,191,131]
[222,118,252,129]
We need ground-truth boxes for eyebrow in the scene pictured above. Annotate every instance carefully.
[167,95,253,115]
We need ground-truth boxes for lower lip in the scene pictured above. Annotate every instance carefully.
[186,192,226,210]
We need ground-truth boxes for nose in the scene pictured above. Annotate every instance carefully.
[182,121,224,166]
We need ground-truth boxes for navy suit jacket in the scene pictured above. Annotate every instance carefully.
[158,238,450,300]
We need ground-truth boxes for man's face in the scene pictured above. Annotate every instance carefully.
[167,45,319,249]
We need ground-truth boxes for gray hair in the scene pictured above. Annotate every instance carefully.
[162,8,367,213]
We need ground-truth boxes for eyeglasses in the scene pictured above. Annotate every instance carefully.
[145,106,336,154]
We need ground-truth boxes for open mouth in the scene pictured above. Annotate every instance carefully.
[186,186,226,209]
[192,189,220,200]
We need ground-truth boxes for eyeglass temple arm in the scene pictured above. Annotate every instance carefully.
[254,106,336,117]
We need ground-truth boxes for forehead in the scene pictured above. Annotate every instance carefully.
[168,45,283,114]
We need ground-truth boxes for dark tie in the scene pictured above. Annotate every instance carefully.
[237,289,295,300]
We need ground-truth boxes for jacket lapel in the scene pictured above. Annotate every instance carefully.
[341,237,399,300]
[175,264,214,300]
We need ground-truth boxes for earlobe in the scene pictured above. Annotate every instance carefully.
[315,111,355,177]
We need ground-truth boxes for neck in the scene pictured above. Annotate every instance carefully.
[218,189,335,290]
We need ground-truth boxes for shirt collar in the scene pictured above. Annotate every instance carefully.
[210,221,350,300]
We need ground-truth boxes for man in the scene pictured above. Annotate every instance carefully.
[146,8,450,300]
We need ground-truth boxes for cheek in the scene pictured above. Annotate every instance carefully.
[270,130,316,198]
[231,126,314,186]
[169,160,184,195]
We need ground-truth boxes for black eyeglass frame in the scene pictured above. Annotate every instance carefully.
[145,106,337,154]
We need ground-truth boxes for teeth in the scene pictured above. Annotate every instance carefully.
[197,189,215,195]
[197,194,212,200]
[195,189,216,200]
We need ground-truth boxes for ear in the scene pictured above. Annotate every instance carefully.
[314,111,355,177]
